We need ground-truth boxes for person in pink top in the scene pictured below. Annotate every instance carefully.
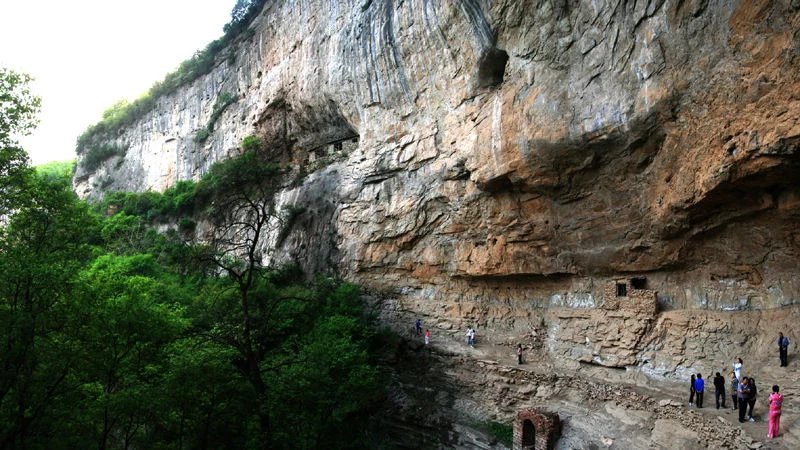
[768,385,783,439]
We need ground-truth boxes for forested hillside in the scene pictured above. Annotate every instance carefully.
[0,67,390,450]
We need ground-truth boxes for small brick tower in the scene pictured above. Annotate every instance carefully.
[513,408,561,450]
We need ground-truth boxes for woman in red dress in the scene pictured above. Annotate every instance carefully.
[768,385,783,438]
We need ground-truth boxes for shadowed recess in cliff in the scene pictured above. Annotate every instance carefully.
[666,139,800,241]
[452,272,577,284]
[475,102,669,200]
[255,97,359,158]
[477,47,509,87]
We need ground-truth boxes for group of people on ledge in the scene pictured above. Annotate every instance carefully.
[688,332,789,439]
[413,320,527,364]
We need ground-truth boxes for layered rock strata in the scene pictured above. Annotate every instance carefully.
[76,0,800,312]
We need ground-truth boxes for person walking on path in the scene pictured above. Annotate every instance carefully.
[747,378,758,421]
[694,373,705,408]
[714,372,726,409]
[779,332,790,367]
[466,327,475,347]
[768,385,784,438]
[738,377,752,423]
[731,372,739,411]
[415,318,422,335]
[517,344,523,364]
[733,358,743,381]
[424,329,430,345]
[689,374,696,406]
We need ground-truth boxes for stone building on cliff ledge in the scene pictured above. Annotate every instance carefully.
[602,277,658,316]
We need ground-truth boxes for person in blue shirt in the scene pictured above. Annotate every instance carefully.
[694,373,705,408]
[779,332,790,367]
[730,372,739,411]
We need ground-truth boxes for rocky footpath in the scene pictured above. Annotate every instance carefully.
[376,292,799,448]
[378,309,798,449]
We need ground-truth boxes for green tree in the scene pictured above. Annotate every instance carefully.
[0,67,40,215]
[0,171,99,447]
[267,283,384,449]
[192,150,316,446]
[72,254,189,450]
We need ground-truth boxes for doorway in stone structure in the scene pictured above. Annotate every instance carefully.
[521,419,535,449]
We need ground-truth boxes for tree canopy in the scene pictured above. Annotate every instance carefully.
[0,73,391,449]
[0,67,40,215]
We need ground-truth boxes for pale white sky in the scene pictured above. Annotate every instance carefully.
[0,0,237,164]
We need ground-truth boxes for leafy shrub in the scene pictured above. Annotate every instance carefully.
[195,91,236,143]
[35,160,75,179]
[206,92,236,133]
[164,180,197,216]
[178,217,197,233]
[194,128,210,143]
[241,134,262,152]
[486,421,513,447]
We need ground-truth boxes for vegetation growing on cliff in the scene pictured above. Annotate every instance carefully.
[195,91,236,142]
[2,71,390,449]
[76,0,268,156]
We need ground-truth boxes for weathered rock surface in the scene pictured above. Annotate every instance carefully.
[75,0,800,311]
[73,1,800,447]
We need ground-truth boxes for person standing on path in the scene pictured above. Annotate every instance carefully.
[747,377,758,421]
[768,385,783,438]
[713,372,726,409]
[415,318,422,335]
[779,332,790,367]
[689,374,696,406]
[731,372,739,411]
[738,377,752,423]
[517,344,523,364]
[694,373,705,408]
[466,327,475,347]
[424,329,430,345]
[733,358,743,381]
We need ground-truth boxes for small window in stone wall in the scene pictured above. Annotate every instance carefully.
[334,142,343,151]
[616,283,627,297]
[631,277,647,289]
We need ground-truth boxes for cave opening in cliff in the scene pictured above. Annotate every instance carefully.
[522,419,535,449]
[477,47,509,88]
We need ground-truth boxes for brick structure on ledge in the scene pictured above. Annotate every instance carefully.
[513,408,561,450]
[602,278,658,315]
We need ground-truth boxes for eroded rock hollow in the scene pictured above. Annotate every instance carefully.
[75,0,800,447]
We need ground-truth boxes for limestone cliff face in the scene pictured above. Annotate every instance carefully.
[75,1,800,314]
